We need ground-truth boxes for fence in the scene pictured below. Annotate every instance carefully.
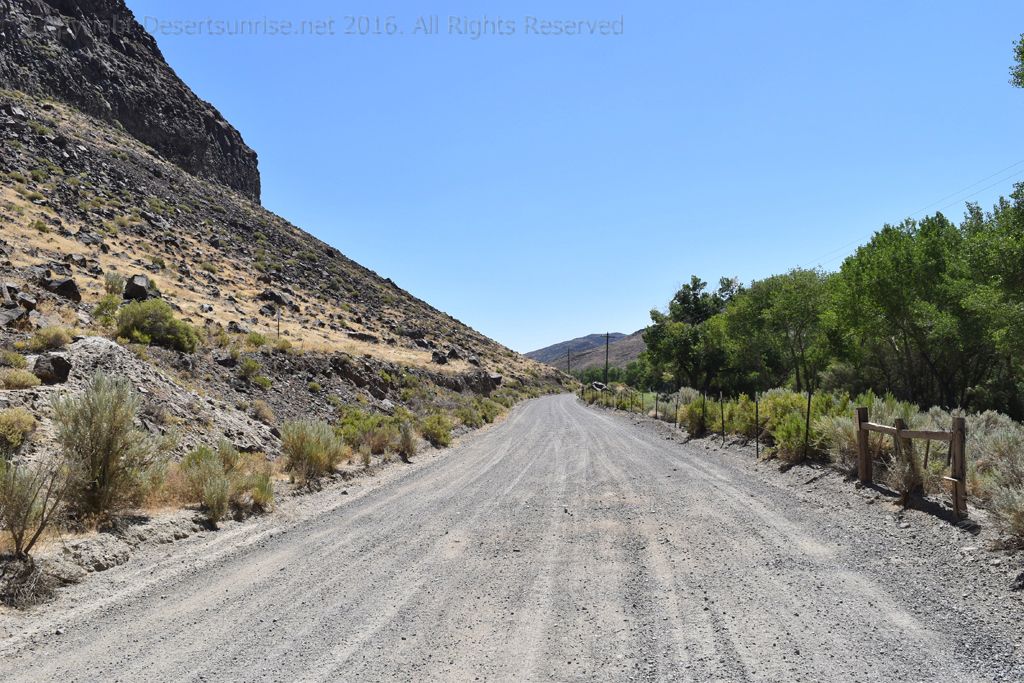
[855,407,967,520]
[579,385,970,520]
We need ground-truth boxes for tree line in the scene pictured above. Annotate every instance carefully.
[628,189,1024,420]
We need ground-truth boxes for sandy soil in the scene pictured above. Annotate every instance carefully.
[1,394,1021,682]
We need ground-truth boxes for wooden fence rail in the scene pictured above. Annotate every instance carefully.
[855,407,967,520]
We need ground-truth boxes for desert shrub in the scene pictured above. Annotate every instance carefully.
[246,332,267,348]
[397,422,417,462]
[52,372,163,518]
[455,403,483,429]
[0,350,27,369]
[814,414,859,470]
[0,369,41,390]
[177,441,272,526]
[92,294,121,327]
[421,413,452,448]
[116,300,198,353]
[724,394,758,438]
[880,441,924,504]
[478,398,503,424]
[336,407,396,454]
[252,376,272,391]
[251,399,275,424]
[273,338,293,353]
[0,408,36,457]
[23,327,71,353]
[771,411,809,463]
[0,460,67,559]
[238,357,261,380]
[103,271,126,296]
[680,398,712,436]
[281,420,348,485]
[200,473,230,526]
[759,389,807,432]
[307,381,322,394]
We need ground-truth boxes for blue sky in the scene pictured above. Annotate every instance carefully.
[125,0,1024,353]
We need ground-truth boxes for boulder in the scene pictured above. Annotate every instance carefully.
[123,274,159,301]
[44,277,81,302]
[346,331,379,344]
[258,289,289,306]
[214,354,238,368]
[431,350,448,365]
[33,353,72,384]
[17,293,37,311]
[0,307,26,328]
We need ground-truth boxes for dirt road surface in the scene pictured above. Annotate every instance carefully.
[1,394,1022,681]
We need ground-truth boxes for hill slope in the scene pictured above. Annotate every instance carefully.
[525,333,626,366]
[530,330,646,372]
[0,0,568,468]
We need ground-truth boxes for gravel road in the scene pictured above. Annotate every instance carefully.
[1,394,1022,682]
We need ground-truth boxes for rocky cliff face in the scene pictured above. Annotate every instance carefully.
[0,0,261,201]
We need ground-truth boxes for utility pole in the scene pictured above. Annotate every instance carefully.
[604,332,610,385]
[566,346,571,375]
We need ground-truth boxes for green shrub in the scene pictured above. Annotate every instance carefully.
[238,357,261,380]
[246,332,267,348]
[0,350,27,369]
[178,440,271,526]
[307,381,322,394]
[52,372,163,518]
[421,413,452,448]
[455,404,483,429]
[0,407,36,456]
[771,412,808,463]
[201,473,230,526]
[397,422,417,462]
[0,369,41,390]
[22,327,72,353]
[92,293,121,327]
[252,376,272,391]
[336,407,397,454]
[116,300,198,353]
[478,398,503,424]
[281,420,349,485]
[680,399,711,436]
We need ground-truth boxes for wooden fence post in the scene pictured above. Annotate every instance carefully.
[720,391,726,446]
[951,416,967,520]
[855,407,872,485]
[803,390,813,460]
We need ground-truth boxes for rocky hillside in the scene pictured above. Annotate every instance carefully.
[0,0,568,468]
[0,0,260,200]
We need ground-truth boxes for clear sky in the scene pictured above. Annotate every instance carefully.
[125,0,1024,353]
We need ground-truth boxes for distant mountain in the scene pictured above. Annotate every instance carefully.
[564,330,646,372]
[526,333,626,366]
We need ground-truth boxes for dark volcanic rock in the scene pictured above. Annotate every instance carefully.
[44,277,81,302]
[0,0,261,200]
[123,274,159,301]
[0,306,27,327]
[431,351,448,365]
[33,353,72,384]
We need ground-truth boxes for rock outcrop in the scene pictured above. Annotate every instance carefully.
[0,0,261,200]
